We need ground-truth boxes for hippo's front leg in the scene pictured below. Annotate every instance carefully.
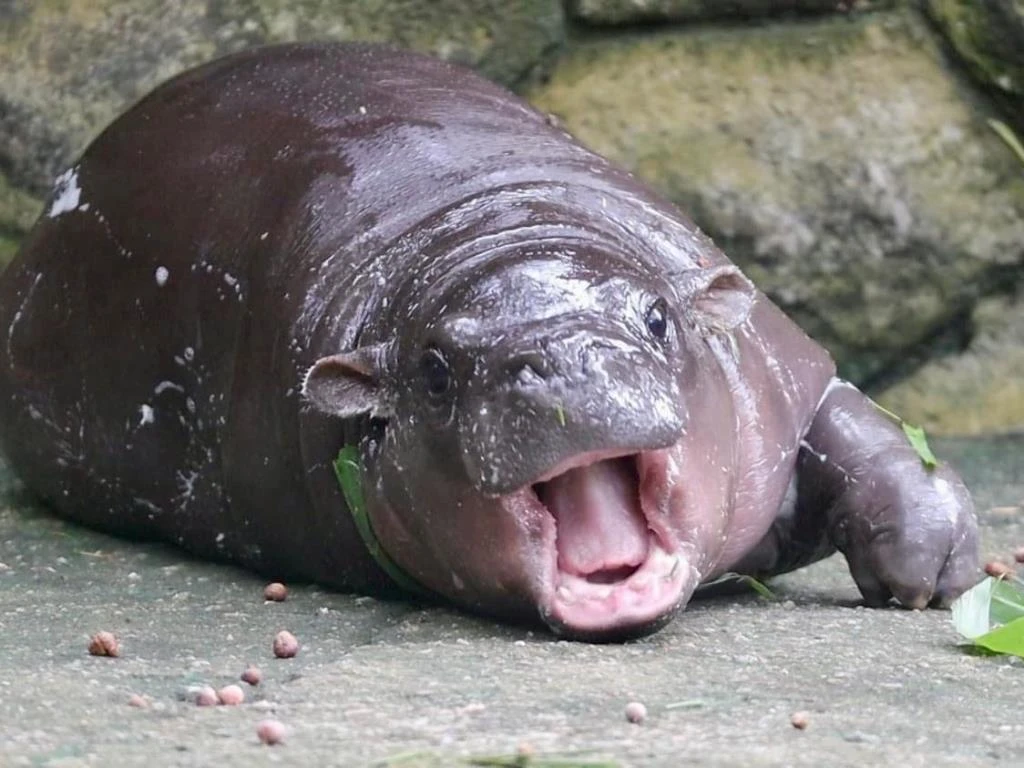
[785,379,981,608]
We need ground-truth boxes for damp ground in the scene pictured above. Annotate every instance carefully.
[1,436,1022,767]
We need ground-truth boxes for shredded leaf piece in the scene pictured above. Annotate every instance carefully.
[555,404,566,427]
[900,423,938,469]
[334,445,430,597]
[972,618,1024,657]
[702,572,776,599]
[989,119,1024,167]
[870,401,938,470]
[951,575,1024,659]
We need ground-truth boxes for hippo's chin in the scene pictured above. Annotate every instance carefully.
[505,450,691,640]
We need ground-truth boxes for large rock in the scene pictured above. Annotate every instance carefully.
[570,0,895,26]
[878,290,1024,435]
[0,0,564,237]
[926,0,1024,106]
[528,9,1024,432]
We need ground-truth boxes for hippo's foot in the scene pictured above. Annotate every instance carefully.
[739,379,981,608]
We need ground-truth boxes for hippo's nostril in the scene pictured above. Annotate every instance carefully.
[506,351,550,382]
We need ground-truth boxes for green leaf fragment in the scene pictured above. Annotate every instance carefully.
[989,119,1024,167]
[972,617,1024,657]
[900,422,938,469]
[951,576,995,640]
[555,404,566,427]
[333,445,430,598]
[702,571,776,599]
[870,400,938,470]
[990,576,1024,626]
[952,575,1024,659]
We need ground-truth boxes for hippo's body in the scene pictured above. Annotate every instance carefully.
[0,43,978,639]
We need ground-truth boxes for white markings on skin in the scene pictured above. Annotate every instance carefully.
[139,404,155,426]
[155,380,184,395]
[47,167,83,218]
[175,469,199,503]
[814,376,856,413]
[133,497,162,518]
[155,266,169,286]
[799,438,857,485]
[799,439,827,464]
[7,273,43,366]
[931,477,961,528]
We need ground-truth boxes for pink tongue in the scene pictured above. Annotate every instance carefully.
[538,457,650,578]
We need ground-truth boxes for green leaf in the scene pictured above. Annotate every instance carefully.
[900,422,938,469]
[870,401,938,470]
[951,577,995,640]
[989,119,1024,167]
[333,446,430,598]
[702,572,776,599]
[555,404,566,427]
[972,617,1024,657]
[952,575,1024,658]
[990,577,1024,626]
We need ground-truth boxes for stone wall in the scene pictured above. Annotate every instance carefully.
[1,0,1021,433]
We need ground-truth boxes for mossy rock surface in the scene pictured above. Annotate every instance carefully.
[529,9,1024,417]
[926,0,1024,106]
[0,0,564,258]
[878,290,1024,435]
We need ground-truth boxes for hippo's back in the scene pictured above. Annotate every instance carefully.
[0,43,577,579]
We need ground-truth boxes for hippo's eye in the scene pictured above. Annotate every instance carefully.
[644,298,670,341]
[419,347,452,398]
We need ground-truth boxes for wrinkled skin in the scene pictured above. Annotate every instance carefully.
[0,43,979,640]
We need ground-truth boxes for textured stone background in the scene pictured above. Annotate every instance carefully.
[1,0,1022,433]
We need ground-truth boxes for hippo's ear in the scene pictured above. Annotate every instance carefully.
[679,265,756,334]
[302,344,392,419]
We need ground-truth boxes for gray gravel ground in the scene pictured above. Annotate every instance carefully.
[1,436,1022,768]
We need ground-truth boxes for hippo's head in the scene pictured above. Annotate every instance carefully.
[304,237,756,640]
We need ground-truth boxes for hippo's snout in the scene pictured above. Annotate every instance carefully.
[458,324,685,496]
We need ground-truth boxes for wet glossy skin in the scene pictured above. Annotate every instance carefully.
[0,43,979,640]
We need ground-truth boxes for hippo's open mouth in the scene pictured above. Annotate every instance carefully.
[514,449,689,638]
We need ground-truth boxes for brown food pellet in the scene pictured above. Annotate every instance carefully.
[624,701,647,724]
[791,711,810,730]
[257,718,286,745]
[263,582,288,602]
[241,665,262,686]
[127,694,149,708]
[88,631,120,657]
[194,685,219,707]
[273,630,299,658]
[217,684,245,706]
[1014,547,1024,564]
[984,560,1014,579]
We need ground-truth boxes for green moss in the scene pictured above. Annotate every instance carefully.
[208,0,564,87]
[0,169,41,269]
[926,0,1024,100]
